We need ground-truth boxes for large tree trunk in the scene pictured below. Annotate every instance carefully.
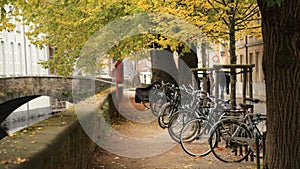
[178,47,199,88]
[257,1,300,169]
[150,49,178,85]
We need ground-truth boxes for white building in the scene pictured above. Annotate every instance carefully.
[0,20,49,76]
[0,7,52,134]
[139,70,152,84]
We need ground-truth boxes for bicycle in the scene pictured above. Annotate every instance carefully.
[167,85,211,142]
[208,98,267,162]
[157,83,180,129]
[149,81,168,116]
[178,98,230,157]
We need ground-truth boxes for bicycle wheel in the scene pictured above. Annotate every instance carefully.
[209,119,252,162]
[168,110,197,143]
[180,117,217,157]
[157,102,173,129]
[150,90,167,116]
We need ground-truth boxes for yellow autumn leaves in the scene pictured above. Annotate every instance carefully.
[1,0,261,76]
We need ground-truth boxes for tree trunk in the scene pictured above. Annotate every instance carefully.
[229,16,237,109]
[178,47,199,88]
[201,42,208,93]
[257,1,300,169]
[150,49,178,85]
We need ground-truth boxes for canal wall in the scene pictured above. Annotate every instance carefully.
[0,94,111,169]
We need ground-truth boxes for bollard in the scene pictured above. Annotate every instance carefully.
[256,132,260,169]
[263,132,266,164]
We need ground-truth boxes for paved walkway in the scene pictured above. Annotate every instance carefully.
[88,90,261,169]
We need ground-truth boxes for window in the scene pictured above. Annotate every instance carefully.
[18,43,23,75]
[240,55,243,81]
[11,42,15,75]
[255,51,259,82]
[0,41,5,75]
[249,53,254,64]
[28,45,32,75]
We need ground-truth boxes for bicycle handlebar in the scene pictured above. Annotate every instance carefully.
[244,98,260,103]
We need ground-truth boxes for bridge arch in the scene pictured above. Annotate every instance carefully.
[0,76,110,104]
[0,76,111,139]
[0,76,73,104]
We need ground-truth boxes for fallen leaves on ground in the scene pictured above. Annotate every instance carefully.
[17,157,26,163]
[0,157,27,165]
[184,164,193,168]
[0,159,9,165]
[8,133,17,137]
[193,156,201,161]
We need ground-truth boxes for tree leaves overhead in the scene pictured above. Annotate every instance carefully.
[135,0,261,44]
[1,0,261,76]
[11,0,132,76]
[77,12,204,74]
[0,0,16,32]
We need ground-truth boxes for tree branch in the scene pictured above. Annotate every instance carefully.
[207,0,229,27]
[235,18,261,27]
[234,25,261,32]
[236,3,254,17]
[215,0,225,6]
[235,6,260,25]
[232,0,240,20]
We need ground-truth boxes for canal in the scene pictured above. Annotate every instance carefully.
[0,96,66,135]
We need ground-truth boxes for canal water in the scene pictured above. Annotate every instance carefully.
[0,96,63,135]
[1,109,52,134]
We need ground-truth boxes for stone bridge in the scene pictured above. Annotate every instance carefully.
[0,76,112,131]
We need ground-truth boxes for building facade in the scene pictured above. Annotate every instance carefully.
[195,39,266,101]
[0,21,49,76]
[0,11,52,134]
[236,36,266,100]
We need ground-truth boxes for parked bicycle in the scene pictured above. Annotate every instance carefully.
[157,83,181,129]
[167,86,212,142]
[208,98,267,162]
[179,97,230,157]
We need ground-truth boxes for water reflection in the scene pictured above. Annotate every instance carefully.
[0,96,63,135]
[1,108,53,134]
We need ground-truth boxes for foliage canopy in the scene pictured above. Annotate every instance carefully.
[1,0,261,76]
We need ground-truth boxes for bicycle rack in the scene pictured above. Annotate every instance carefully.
[255,132,267,169]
